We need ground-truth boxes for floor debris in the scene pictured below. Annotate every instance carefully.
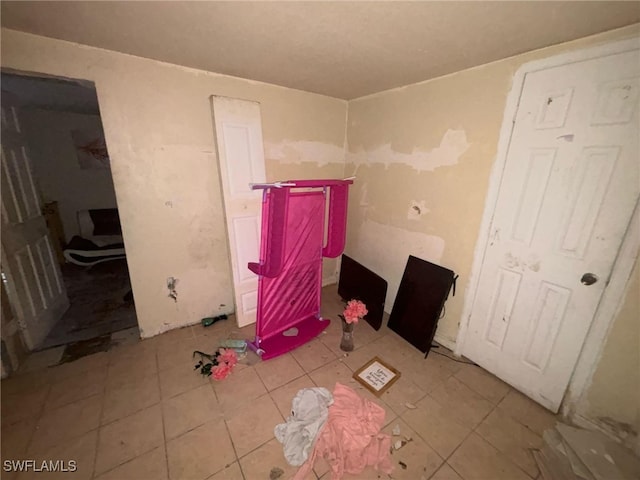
[398,461,407,470]
[392,424,401,436]
[201,313,228,327]
[392,436,413,451]
[532,423,640,480]
[404,402,417,409]
[269,467,284,480]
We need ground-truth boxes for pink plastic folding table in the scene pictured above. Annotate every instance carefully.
[247,179,353,360]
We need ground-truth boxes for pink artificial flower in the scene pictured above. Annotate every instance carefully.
[211,362,232,380]
[343,299,368,324]
[219,348,238,368]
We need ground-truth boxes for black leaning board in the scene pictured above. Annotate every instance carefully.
[337,254,387,331]
[388,255,455,355]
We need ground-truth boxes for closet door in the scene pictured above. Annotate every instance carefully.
[211,96,266,327]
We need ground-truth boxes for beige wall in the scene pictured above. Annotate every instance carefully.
[345,23,640,346]
[581,259,639,450]
[1,28,347,338]
[23,109,118,242]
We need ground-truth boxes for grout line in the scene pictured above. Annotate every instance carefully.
[99,396,162,427]
[221,392,285,468]
[210,356,249,479]
[43,373,106,410]
[93,445,162,479]
[444,428,474,464]
[238,461,247,480]
[163,414,222,444]
[476,397,500,427]
[90,369,109,479]
[471,401,540,480]
[394,391,468,460]
[153,348,171,480]
[99,374,162,428]
[452,374,510,406]
[289,350,307,374]
[161,384,221,439]
[442,460,467,480]
[425,461,447,480]
[251,362,270,393]
[207,373,221,406]
[203,461,242,480]
[222,408,245,479]
[19,381,57,454]
[235,435,276,462]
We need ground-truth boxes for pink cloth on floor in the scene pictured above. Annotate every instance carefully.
[294,382,393,480]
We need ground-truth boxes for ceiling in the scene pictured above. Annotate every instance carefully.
[2,1,639,100]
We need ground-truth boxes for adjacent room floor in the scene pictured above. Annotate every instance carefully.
[1,285,557,480]
[39,259,137,351]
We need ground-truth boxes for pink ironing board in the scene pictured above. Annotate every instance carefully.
[247,179,353,360]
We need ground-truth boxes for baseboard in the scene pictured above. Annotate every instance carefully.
[322,275,337,287]
[434,333,457,353]
[143,277,338,339]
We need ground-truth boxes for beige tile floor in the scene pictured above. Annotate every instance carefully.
[1,286,558,480]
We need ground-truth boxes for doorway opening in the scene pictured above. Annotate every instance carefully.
[1,71,138,372]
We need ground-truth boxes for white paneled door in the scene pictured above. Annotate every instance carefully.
[211,96,266,327]
[1,92,69,349]
[462,48,639,412]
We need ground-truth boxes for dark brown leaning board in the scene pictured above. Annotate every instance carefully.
[338,254,387,331]
[388,255,456,356]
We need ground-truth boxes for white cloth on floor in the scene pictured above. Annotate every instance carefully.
[274,387,334,466]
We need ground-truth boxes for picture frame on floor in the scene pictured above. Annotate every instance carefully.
[352,356,401,396]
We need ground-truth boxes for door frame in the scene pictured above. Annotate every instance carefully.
[455,36,640,410]
[1,69,137,346]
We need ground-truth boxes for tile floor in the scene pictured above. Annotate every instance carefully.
[1,286,558,480]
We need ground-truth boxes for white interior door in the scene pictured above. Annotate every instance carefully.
[1,92,69,349]
[462,48,639,412]
[211,96,266,328]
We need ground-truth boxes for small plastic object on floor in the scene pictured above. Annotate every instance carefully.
[219,339,247,354]
[201,314,228,327]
